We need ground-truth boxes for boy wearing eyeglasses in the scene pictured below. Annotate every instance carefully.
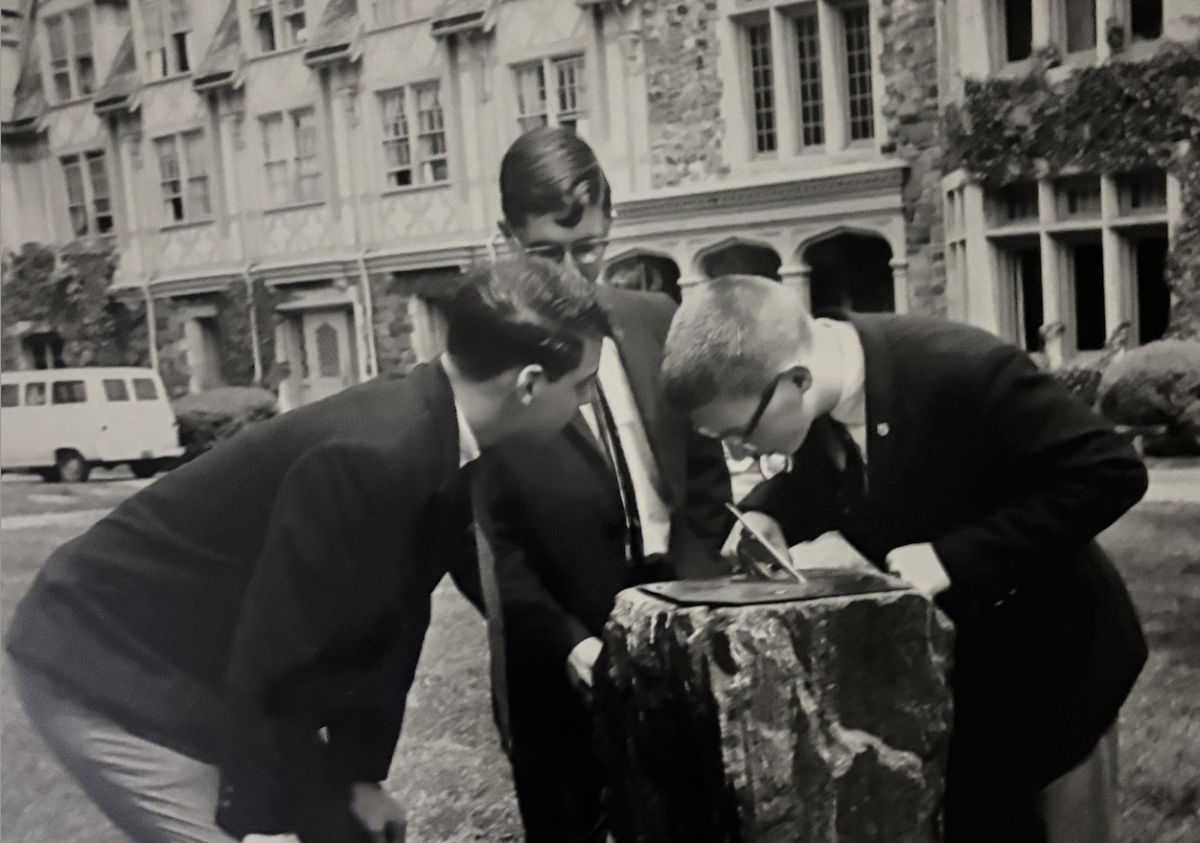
[660,274,1148,843]
[461,127,734,843]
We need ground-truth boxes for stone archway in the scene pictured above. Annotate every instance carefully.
[699,241,782,281]
[605,253,683,303]
[803,233,894,313]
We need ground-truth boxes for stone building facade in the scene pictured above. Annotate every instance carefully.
[1,0,1195,407]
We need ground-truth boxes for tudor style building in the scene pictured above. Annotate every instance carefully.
[2,0,1196,404]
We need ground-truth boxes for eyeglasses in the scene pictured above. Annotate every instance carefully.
[521,239,609,266]
[721,371,787,452]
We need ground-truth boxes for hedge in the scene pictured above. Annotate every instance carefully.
[171,386,278,462]
[1098,340,1200,455]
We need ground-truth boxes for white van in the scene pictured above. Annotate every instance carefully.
[1,367,184,482]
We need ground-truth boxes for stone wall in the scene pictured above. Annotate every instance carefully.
[877,0,947,318]
[370,267,463,377]
[640,0,727,188]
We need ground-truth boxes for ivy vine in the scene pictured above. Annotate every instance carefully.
[944,41,1200,337]
[0,240,150,367]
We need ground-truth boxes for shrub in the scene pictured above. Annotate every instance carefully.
[1098,341,1200,456]
[172,386,278,462]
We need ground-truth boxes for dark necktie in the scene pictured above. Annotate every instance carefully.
[466,459,511,756]
[590,382,644,565]
[828,418,866,516]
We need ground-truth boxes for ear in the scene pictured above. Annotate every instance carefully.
[514,364,548,406]
[784,365,813,394]
[498,219,520,248]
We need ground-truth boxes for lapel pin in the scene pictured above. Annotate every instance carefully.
[876,422,890,437]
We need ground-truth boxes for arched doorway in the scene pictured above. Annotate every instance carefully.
[803,233,894,313]
[604,253,682,303]
[700,242,781,281]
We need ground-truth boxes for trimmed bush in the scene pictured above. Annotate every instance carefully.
[172,386,278,462]
[1098,341,1200,456]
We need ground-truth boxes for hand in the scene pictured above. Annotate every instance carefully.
[566,636,604,703]
[350,782,406,843]
[885,543,951,598]
[721,511,789,573]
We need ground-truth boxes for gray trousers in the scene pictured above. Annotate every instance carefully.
[11,660,238,843]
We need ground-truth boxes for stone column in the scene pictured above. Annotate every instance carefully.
[595,578,954,843]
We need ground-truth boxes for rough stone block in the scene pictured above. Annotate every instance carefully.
[596,580,954,843]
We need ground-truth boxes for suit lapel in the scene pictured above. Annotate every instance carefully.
[846,314,905,506]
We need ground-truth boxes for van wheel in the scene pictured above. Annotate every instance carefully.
[38,467,61,483]
[56,451,91,483]
[129,459,160,479]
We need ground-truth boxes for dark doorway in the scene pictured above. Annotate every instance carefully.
[1071,242,1106,351]
[700,243,781,281]
[1135,236,1170,344]
[803,233,894,314]
[1015,246,1044,352]
[605,254,682,303]
[23,332,65,369]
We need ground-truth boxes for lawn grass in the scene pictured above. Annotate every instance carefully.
[1100,502,1200,843]
[1,500,1196,842]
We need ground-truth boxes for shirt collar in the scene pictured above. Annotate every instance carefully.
[821,317,867,427]
[454,395,481,467]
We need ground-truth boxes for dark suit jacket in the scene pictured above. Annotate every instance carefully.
[6,363,474,842]
[740,313,1149,804]
[476,286,734,674]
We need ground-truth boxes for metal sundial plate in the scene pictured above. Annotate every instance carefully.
[638,570,911,607]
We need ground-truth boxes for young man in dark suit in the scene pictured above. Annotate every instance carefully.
[5,257,611,843]
[468,128,733,843]
[660,274,1149,843]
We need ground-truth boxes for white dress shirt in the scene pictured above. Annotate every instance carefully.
[580,338,672,557]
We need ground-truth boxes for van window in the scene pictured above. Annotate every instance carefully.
[25,383,47,406]
[52,380,87,404]
[103,379,130,401]
[1,384,18,407]
[133,378,159,401]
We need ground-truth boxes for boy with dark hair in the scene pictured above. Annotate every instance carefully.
[660,274,1149,843]
[471,126,733,843]
[6,257,611,843]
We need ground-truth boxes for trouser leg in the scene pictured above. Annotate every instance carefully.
[11,660,236,843]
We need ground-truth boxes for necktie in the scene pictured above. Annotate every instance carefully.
[468,461,511,756]
[828,418,866,515]
[591,382,644,564]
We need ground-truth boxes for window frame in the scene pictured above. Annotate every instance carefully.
[259,107,324,207]
[142,0,194,79]
[43,7,94,102]
[513,53,589,136]
[378,80,451,191]
[154,130,212,225]
[60,149,114,237]
[250,0,307,55]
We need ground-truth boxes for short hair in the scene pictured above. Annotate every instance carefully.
[500,127,612,231]
[446,256,612,382]
[662,275,811,413]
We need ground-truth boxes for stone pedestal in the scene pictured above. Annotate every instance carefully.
[595,577,955,843]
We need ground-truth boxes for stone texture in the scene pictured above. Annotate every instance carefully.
[595,581,954,843]
[641,0,727,188]
[877,0,948,318]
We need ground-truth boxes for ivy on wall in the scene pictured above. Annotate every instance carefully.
[944,41,1200,336]
[212,279,280,388]
[0,240,150,368]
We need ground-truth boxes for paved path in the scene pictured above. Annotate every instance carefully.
[1143,462,1200,504]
